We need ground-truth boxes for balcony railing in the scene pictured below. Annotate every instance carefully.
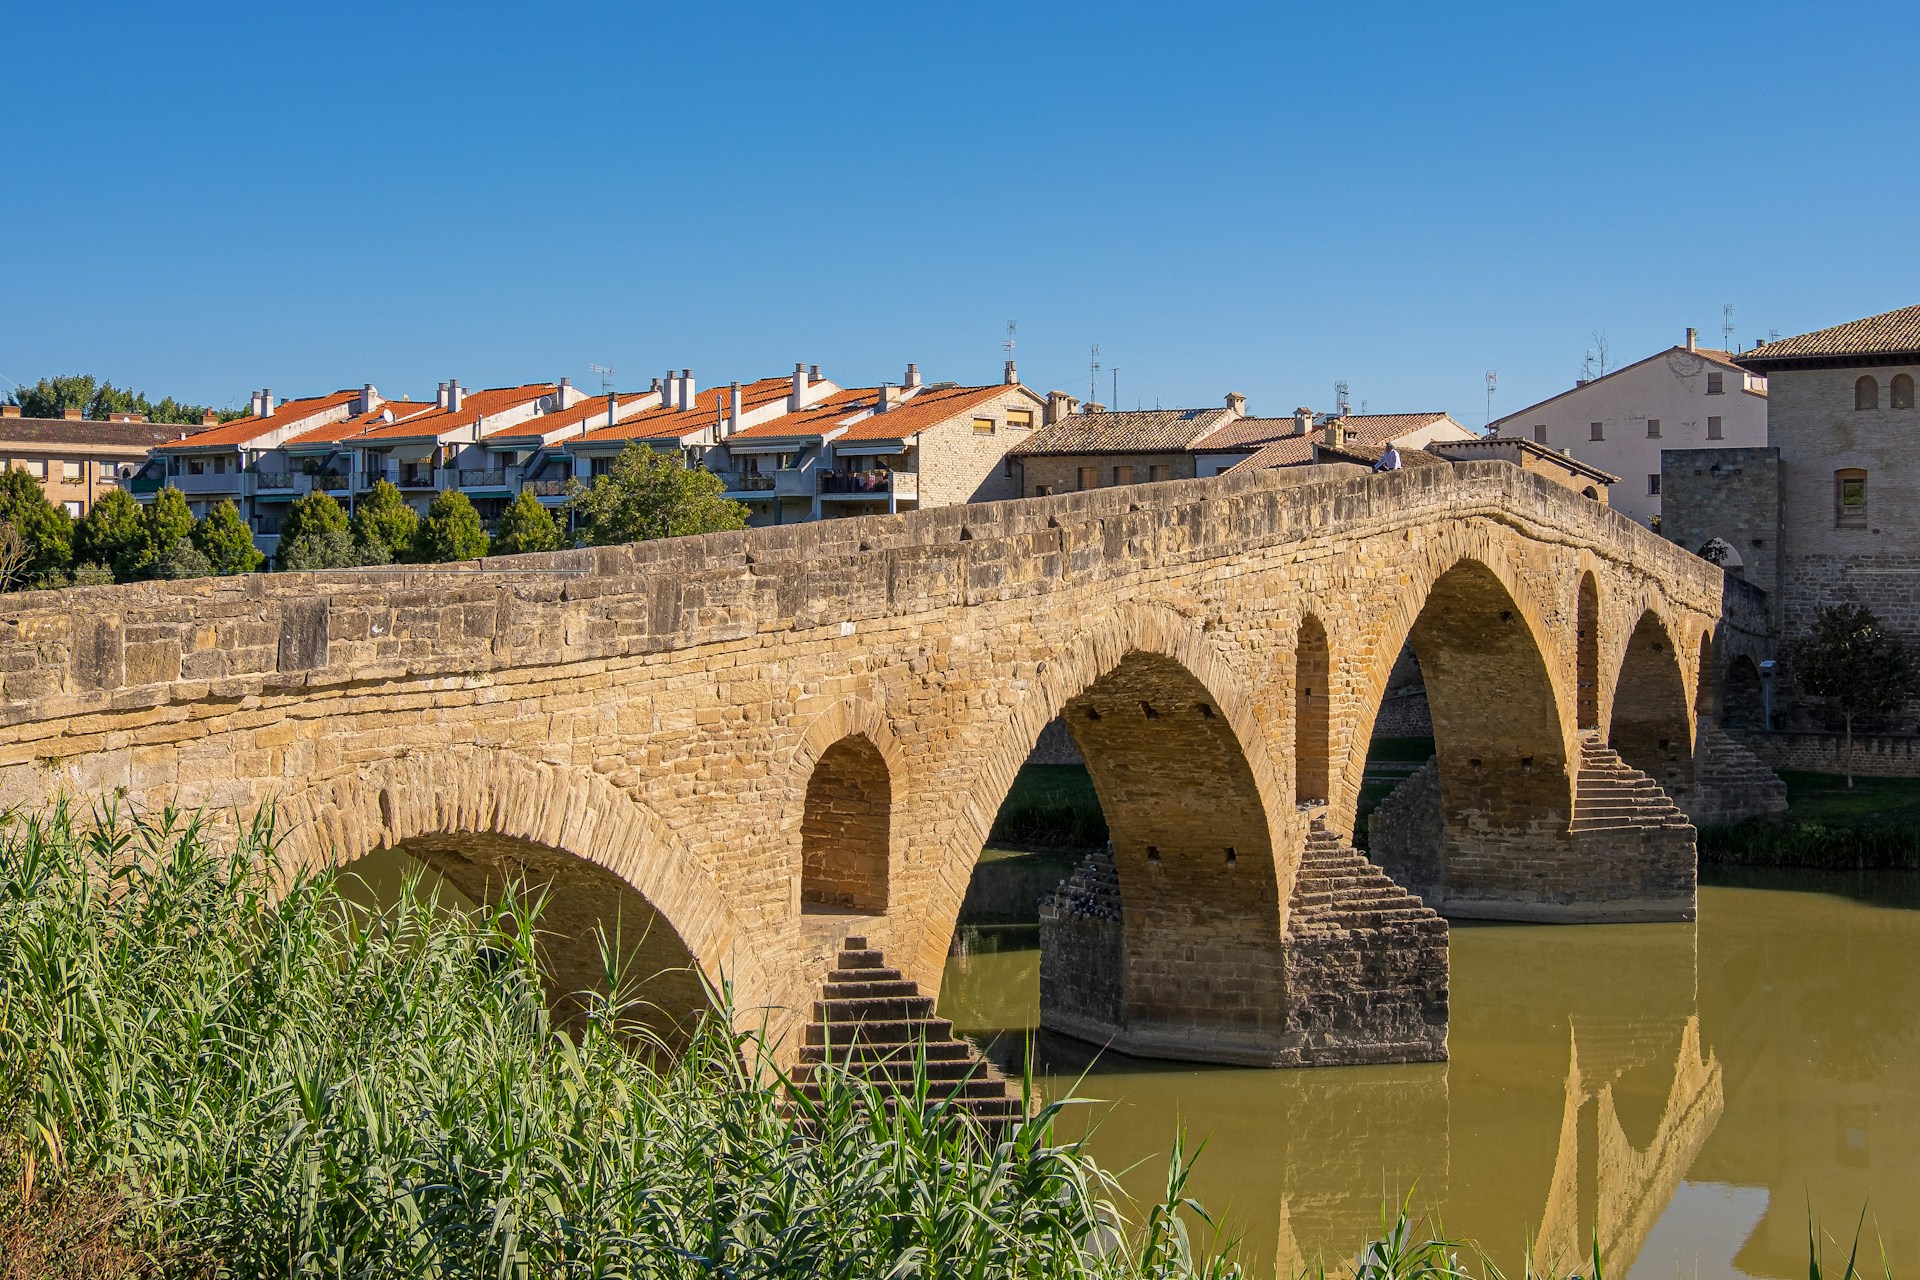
[459,468,507,488]
[388,467,442,489]
[730,473,776,491]
[522,478,570,497]
[252,471,296,490]
[819,470,916,496]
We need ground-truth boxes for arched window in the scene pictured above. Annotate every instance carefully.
[1835,468,1868,530]
[800,735,892,913]
[1576,573,1600,728]
[1855,376,1880,410]
[1294,614,1331,804]
[1892,374,1915,410]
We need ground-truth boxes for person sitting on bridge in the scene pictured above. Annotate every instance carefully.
[1373,444,1403,472]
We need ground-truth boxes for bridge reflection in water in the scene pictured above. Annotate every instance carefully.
[942,914,1722,1279]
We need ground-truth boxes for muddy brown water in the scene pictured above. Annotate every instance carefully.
[938,870,1920,1279]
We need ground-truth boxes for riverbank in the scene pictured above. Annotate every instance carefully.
[1699,770,1920,869]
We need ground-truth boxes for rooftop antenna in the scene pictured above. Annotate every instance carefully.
[589,363,615,395]
[1089,344,1102,403]
[1003,321,1017,361]
[1111,366,1118,409]
[1334,380,1350,416]
[1722,304,1736,352]
[1485,370,1498,427]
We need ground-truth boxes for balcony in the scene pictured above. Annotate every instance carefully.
[253,471,297,492]
[170,470,248,495]
[387,466,443,490]
[458,468,508,489]
[819,469,917,499]
[721,469,810,498]
[522,478,570,498]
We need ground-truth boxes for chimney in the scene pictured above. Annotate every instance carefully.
[62,407,84,420]
[607,391,617,429]
[1004,359,1018,386]
[1293,407,1313,436]
[0,404,19,418]
[680,369,696,411]
[905,363,922,389]
[436,382,449,410]
[1323,415,1344,448]
[728,381,743,435]
[1225,392,1247,417]
[1045,389,1078,424]
[791,362,809,411]
[447,380,464,413]
[360,383,378,415]
[809,364,821,382]
[261,389,275,417]
[1085,402,1107,414]
[1686,327,1698,352]
[558,376,571,406]
[249,389,263,417]
[876,384,899,413]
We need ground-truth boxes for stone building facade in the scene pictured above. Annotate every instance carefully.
[0,408,184,517]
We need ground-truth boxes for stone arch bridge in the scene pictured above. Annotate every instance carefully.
[0,462,1728,1068]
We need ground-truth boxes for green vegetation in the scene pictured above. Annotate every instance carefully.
[0,469,73,590]
[191,499,264,575]
[991,763,1108,849]
[491,487,564,555]
[276,490,360,571]
[1785,603,1919,787]
[348,479,419,563]
[6,373,244,425]
[418,489,490,563]
[0,804,1245,1278]
[1701,770,1920,870]
[569,442,749,545]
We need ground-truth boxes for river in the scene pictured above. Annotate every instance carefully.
[938,869,1920,1279]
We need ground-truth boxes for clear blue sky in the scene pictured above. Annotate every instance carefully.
[5,1,1915,425]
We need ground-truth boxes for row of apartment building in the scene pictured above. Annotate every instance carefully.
[109,362,1049,556]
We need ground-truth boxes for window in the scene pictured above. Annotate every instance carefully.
[22,458,45,479]
[1646,418,1661,438]
[1893,374,1915,409]
[63,501,82,518]
[61,461,81,482]
[1007,410,1034,430]
[1033,484,1054,496]
[212,456,228,474]
[1077,467,1097,491]
[1149,464,1172,482]
[1589,422,1604,441]
[1533,424,1547,443]
[187,458,205,475]
[1856,376,1879,410]
[1836,468,1868,529]
[1707,415,1723,440]
[1706,371,1725,395]
[1112,465,1134,486]
[971,417,996,435]
[1647,474,1661,496]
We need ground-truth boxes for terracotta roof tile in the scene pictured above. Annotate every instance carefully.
[837,384,1017,442]
[726,387,874,441]
[1188,416,1308,451]
[1226,414,1459,472]
[576,377,797,444]
[483,392,656,443]
[158,390,361,449]
[1737,305,1920,366]
[283,402,437,447]
[0,417,184,449]
[1009,407,1233,456]
[350,384,555,442]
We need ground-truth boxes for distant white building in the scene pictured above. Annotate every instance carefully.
[1488,329,1768,527]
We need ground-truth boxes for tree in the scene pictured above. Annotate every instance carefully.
[73,490,148,582]
[277,525,360,571]
[7,374,243,425]
[491,489,562,556]
[417,490,490,563]
[138,487,195,580]
[154,536,212,580]
[350,481,419,563]
[0,469,72,588]
[191,499,263,575]
[568,444,748,546]
[280,491,348,546]
[1786,602,1920,788]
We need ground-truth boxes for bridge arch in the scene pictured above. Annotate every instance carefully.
[274,748,764,1037]
[789,694,908,917]
[1294,613,1333,805]
[1607,609,1695,802]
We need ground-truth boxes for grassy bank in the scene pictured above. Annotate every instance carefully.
[1700,770,1920,870]
[0,805,1238,1278]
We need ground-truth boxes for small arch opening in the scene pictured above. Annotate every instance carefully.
[1893,373,1916,410]
[1295,613,1332,804]
[1695,633,1716,717]
[1577,573,1601,729]
[801,734,892,913]
[1855,375,1880,410]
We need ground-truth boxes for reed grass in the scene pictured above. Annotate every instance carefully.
[0,802,1248,1277]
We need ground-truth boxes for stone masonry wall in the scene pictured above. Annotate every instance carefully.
[1660,447,1781,601]
[0,460,1723,1064]
[1734,729,1920,779]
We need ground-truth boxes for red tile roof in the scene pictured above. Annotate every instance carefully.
[483,392,656,443]
[1738,304,1920,367]
[574,377,797,445]
[837,384,1016,441]
[350,384,555,442]
[1189,416,1311,451]
[158,390,361,450]
[1227,414,1459,472]
[724,386,872,441]
[0,417,185,449]
[283,402,437,447]
[1009,407,1233,455]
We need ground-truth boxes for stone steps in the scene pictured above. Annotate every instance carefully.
[1290,819,1446,938]
[1575,738,1691,834]
[793,936,1023,1128]
[1691,721,1788,826]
